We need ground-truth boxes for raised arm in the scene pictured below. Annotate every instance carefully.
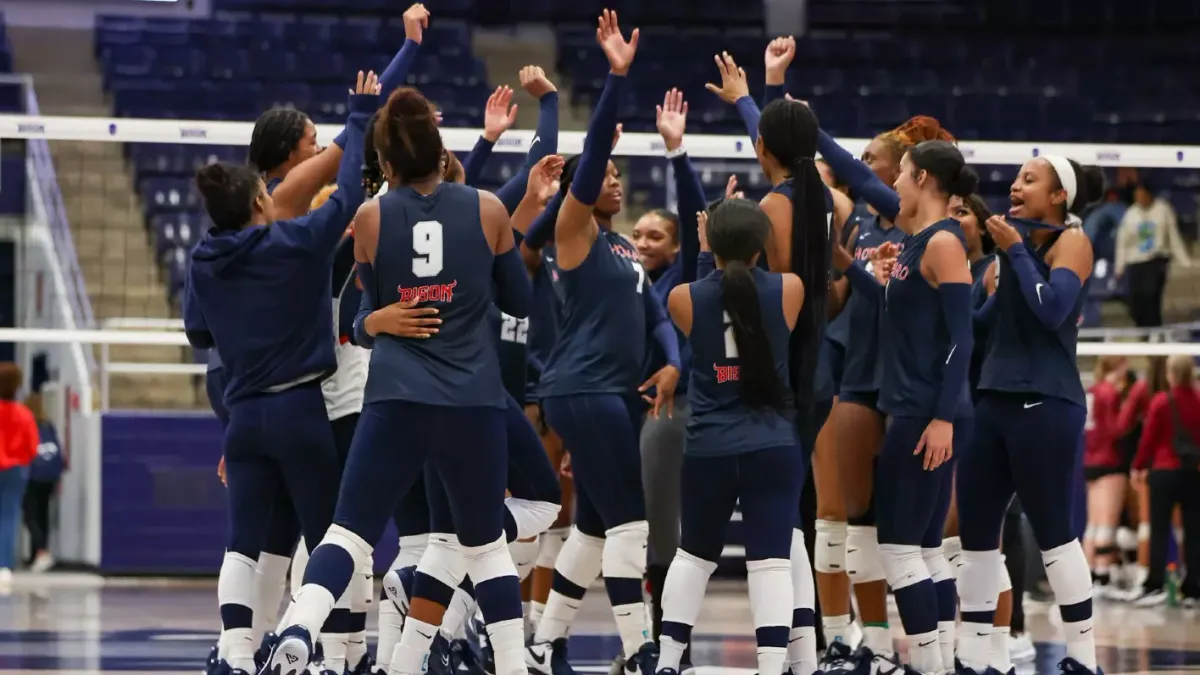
[555,9,637,271]
[462,86,518,187]
[274,74,378,255]
[817,129,901,221]
[705,52,757,142]
[657,88,705,284]
[986,216,1093,330]
[484,191,533,318]
[494,68,561,213]
[763,36,795,107]
[271,7,425,219]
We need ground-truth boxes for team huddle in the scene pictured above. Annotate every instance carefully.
[183,6,1103,675]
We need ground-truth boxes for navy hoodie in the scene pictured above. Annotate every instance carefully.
[184,93,376,405]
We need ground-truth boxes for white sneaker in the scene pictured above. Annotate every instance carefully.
[1132,589,1168,608]
[1009,633,1035,664]
[0,568,11,585]
[525,641,555,675]
[846,620,864,651]
[30,553,54,573]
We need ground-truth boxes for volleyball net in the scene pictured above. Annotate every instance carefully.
[3,112,1200,413]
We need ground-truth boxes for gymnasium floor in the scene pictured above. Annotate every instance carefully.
[0,575,1197,674]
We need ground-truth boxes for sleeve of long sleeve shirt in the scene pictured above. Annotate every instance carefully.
[182,271,214,349]
[1118,381,1147,436]
[734,96,762,143]
[818,130,900,222]
[1164,202,1192,267]
[1134,394,1167,470]
[461,136,495,189]
[672,153,706,283]
[332,39,418,149]
[495,92,561,214]
[1115,210,1136,276]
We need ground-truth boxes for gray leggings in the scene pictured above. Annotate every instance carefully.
[641,397,689,566]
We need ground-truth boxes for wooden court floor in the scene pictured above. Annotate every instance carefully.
[0,574,1198,674]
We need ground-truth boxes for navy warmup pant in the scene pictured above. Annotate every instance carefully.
[876,416,964,547]
[680,445,804,563]
[957,393,1085,553]
[542,393,645,537]
[224,382,341,561]
[207,367,230,427]
[336,400,507,549]
[504,393,562,506]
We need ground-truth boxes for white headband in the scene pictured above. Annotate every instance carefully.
[1041,154,1077,211]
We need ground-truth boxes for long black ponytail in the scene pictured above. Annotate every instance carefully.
[708,199,785,411]
[757,99,830,411]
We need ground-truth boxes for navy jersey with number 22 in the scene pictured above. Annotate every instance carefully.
[686,268,797,456]
[539,231,649,397]
[363,182,507,409]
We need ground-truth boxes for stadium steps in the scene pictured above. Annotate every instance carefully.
[11,27,196,410]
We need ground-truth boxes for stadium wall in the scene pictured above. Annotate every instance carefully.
[2,0,210,30]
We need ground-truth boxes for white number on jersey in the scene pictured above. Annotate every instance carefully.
[723,311,738,358]
[500,313,529,344]
[1084,392,1095,431]
[632,261,645,294]
[412,220,444,277]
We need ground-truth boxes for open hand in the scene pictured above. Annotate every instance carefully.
[698,210,710,253]
[639,365,680,419]
[916,419,953,470]
[527,155,565,204]
[725,174,744,200]
[365,297,441,339]
[705,52,750,104]
[483,86,519,143]
[352,70,380,96]
[596,9,639,76]
[655,88,688,152]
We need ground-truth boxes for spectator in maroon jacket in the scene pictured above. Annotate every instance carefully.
[1129,355,1200,606]
[1084,356,1130,594]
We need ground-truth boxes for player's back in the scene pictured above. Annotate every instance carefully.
[686,268,796,455]
[364,182,506,409]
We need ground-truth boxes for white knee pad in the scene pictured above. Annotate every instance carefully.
[1093,525,1116,548]
[536,527,569,568]
[846,526,886,584]
[350,560,372,613]
[921,545,953,584]
[218,551,258,611]
[418,533,467,591]
[506,498,562,540]
[1041,541,1091,608]
[556,527,606,589]
[814,519,848,574]
[602,520,649,579]
[877,543,928,591]
[463,535,518,584]
[321,525,374,573]
[510,536,540,581]
[1116,526,1137,551]
[957,549,1002,614]
[393,534,430,571]
[998,557,1012,593]
[943,536,963,577]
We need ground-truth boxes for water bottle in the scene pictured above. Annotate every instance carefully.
[1166,563,1180,607]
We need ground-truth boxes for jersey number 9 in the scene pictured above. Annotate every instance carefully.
[412,220,444,277]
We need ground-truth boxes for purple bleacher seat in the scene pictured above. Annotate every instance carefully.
[142,178,201,216]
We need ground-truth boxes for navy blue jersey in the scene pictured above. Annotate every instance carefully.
[969,254,996,401]
[879,219,971,418]
[771,180,836,404]
[686,268,797,456]
[839,213,907,395]
[363,183,506,409]
[979,233,1087,407]
[539,231,648,397]
[526,248,561,399]
[491,305,530,405]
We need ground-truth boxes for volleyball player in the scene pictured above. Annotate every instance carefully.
[1084,355,1130,595]
[523,13,685,675]
[838,140,976,675]
[954,155,1099,675]
[183,71,377,675]
[654,198,804,675]
[266,85,532,675]
[245,10,430,657]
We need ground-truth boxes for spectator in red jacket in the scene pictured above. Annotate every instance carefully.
[1085,356,1130,592]
[1129,354,1200,606]
[0,363,38,584]
[1116,356,1168,593]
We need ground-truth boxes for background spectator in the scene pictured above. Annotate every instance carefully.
[1083,186,1127,296]
[23,392,63,573]
[1115,183,1192,329]
[1130,354,1200,606]
[0,363,38,585]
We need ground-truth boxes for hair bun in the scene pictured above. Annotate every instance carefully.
[195,163,229,199]
[949,165,979,198]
